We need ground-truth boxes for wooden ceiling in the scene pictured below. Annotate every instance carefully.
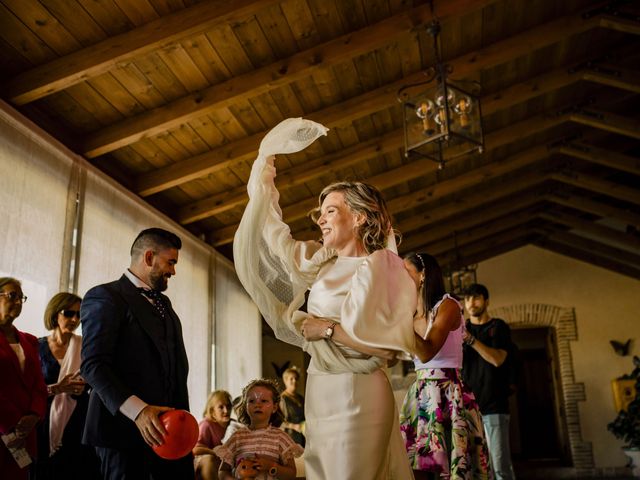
[1,0,639,278]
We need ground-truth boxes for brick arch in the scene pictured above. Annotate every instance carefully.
[491,304,594,470]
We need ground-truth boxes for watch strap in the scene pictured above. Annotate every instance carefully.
[325,322,338,339]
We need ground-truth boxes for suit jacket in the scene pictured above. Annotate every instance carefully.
[0,328,48,458]
[80,275,189,448]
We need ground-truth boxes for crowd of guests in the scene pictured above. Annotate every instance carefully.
[0,250,515,480]
[0,118,518,480]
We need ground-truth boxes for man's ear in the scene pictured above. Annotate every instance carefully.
[143,249,155,267]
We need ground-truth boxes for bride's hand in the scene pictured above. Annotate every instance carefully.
[300,316,331,341]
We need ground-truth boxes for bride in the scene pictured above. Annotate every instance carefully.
[233,118,418,479]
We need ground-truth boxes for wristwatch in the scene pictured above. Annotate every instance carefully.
[324,322,338,339]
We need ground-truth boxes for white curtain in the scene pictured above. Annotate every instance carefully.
[214,256,262,399]
[0,106,73,339]
[0,100,263,419]
[164,234,212,418]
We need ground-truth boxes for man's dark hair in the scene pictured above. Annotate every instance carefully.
[130,228,182,258]
[464,283,489,300]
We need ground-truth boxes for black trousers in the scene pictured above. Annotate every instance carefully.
[95,446,194,480]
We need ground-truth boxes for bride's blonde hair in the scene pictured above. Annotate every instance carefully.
[310,181,394,254]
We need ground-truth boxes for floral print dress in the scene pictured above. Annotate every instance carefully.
[399,295,493,479]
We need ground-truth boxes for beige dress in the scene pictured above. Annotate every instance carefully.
[233,118,417,480]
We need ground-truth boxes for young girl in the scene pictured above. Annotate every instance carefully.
[214,379,303,479]
[194,390,237,480]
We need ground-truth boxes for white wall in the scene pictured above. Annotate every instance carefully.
[477,245,640,468]
[0,101,262,421]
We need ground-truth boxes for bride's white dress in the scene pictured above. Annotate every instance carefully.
[233,118,417,479]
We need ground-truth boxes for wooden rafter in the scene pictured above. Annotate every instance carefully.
[134,34,639,198]
[4,0,283,105]
[550,171,640,205]
[425,224,540,266]
[80,2,616,158]
[538,210,640,251]
[535,238,640,280]
[81,0,498,158]
[401,208,541,254]
[569,109,640,140]
[544,230,640,268]
[556,141,640,175]
[548,194,640,227]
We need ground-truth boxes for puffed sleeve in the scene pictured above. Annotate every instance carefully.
[233,118,331,347]
[340,249,417,356]
[213,431,238,466]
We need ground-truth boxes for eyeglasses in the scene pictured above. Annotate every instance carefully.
[60,310,80,319]
[0,291,27,303]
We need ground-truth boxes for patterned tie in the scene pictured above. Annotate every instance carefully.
[139,288,168,319]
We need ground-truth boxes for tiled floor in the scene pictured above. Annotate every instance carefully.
[516,467,634,479]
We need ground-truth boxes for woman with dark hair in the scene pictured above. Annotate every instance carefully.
[33,292,100,479]
[400,253,492,480]
[0,277,47,480]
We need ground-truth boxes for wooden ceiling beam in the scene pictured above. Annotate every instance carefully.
[142,59,580,198]
[401,208,541,254]
[4,0,283,106]
[81,0,496,158]
[441,236,535,271]
[569,109,640,140]
[548,193,640,227]
[544,231,640,268]
[556,141,640,175]
[550,171,640,205]
[400,196,547,252]
[419,224,540,266]
[538,210,640,252]
[385,144,554,214]
[137,131,264,196]
[207,90,636,246]
[136,17,635,197]
[534,238,640,280]
[177,129,404,223]
[396,171,553,234]
[581,64,640,94]
[598,14,640,35]
[83,2,606,158]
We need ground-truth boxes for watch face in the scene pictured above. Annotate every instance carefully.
[325,327,333,338]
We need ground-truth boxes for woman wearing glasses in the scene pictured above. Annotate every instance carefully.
[0,277,47,480]
[33,292,100,479]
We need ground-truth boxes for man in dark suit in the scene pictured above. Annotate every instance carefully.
[80,228,193,479]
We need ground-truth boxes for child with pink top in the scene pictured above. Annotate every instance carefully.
[214,379,303,479]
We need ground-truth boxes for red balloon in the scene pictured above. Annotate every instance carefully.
[152,410,199,460]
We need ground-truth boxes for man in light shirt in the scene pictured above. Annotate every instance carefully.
[80,228,192,479]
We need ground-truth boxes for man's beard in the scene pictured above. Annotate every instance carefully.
[469,305,486,317]
[149,270,169,291]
